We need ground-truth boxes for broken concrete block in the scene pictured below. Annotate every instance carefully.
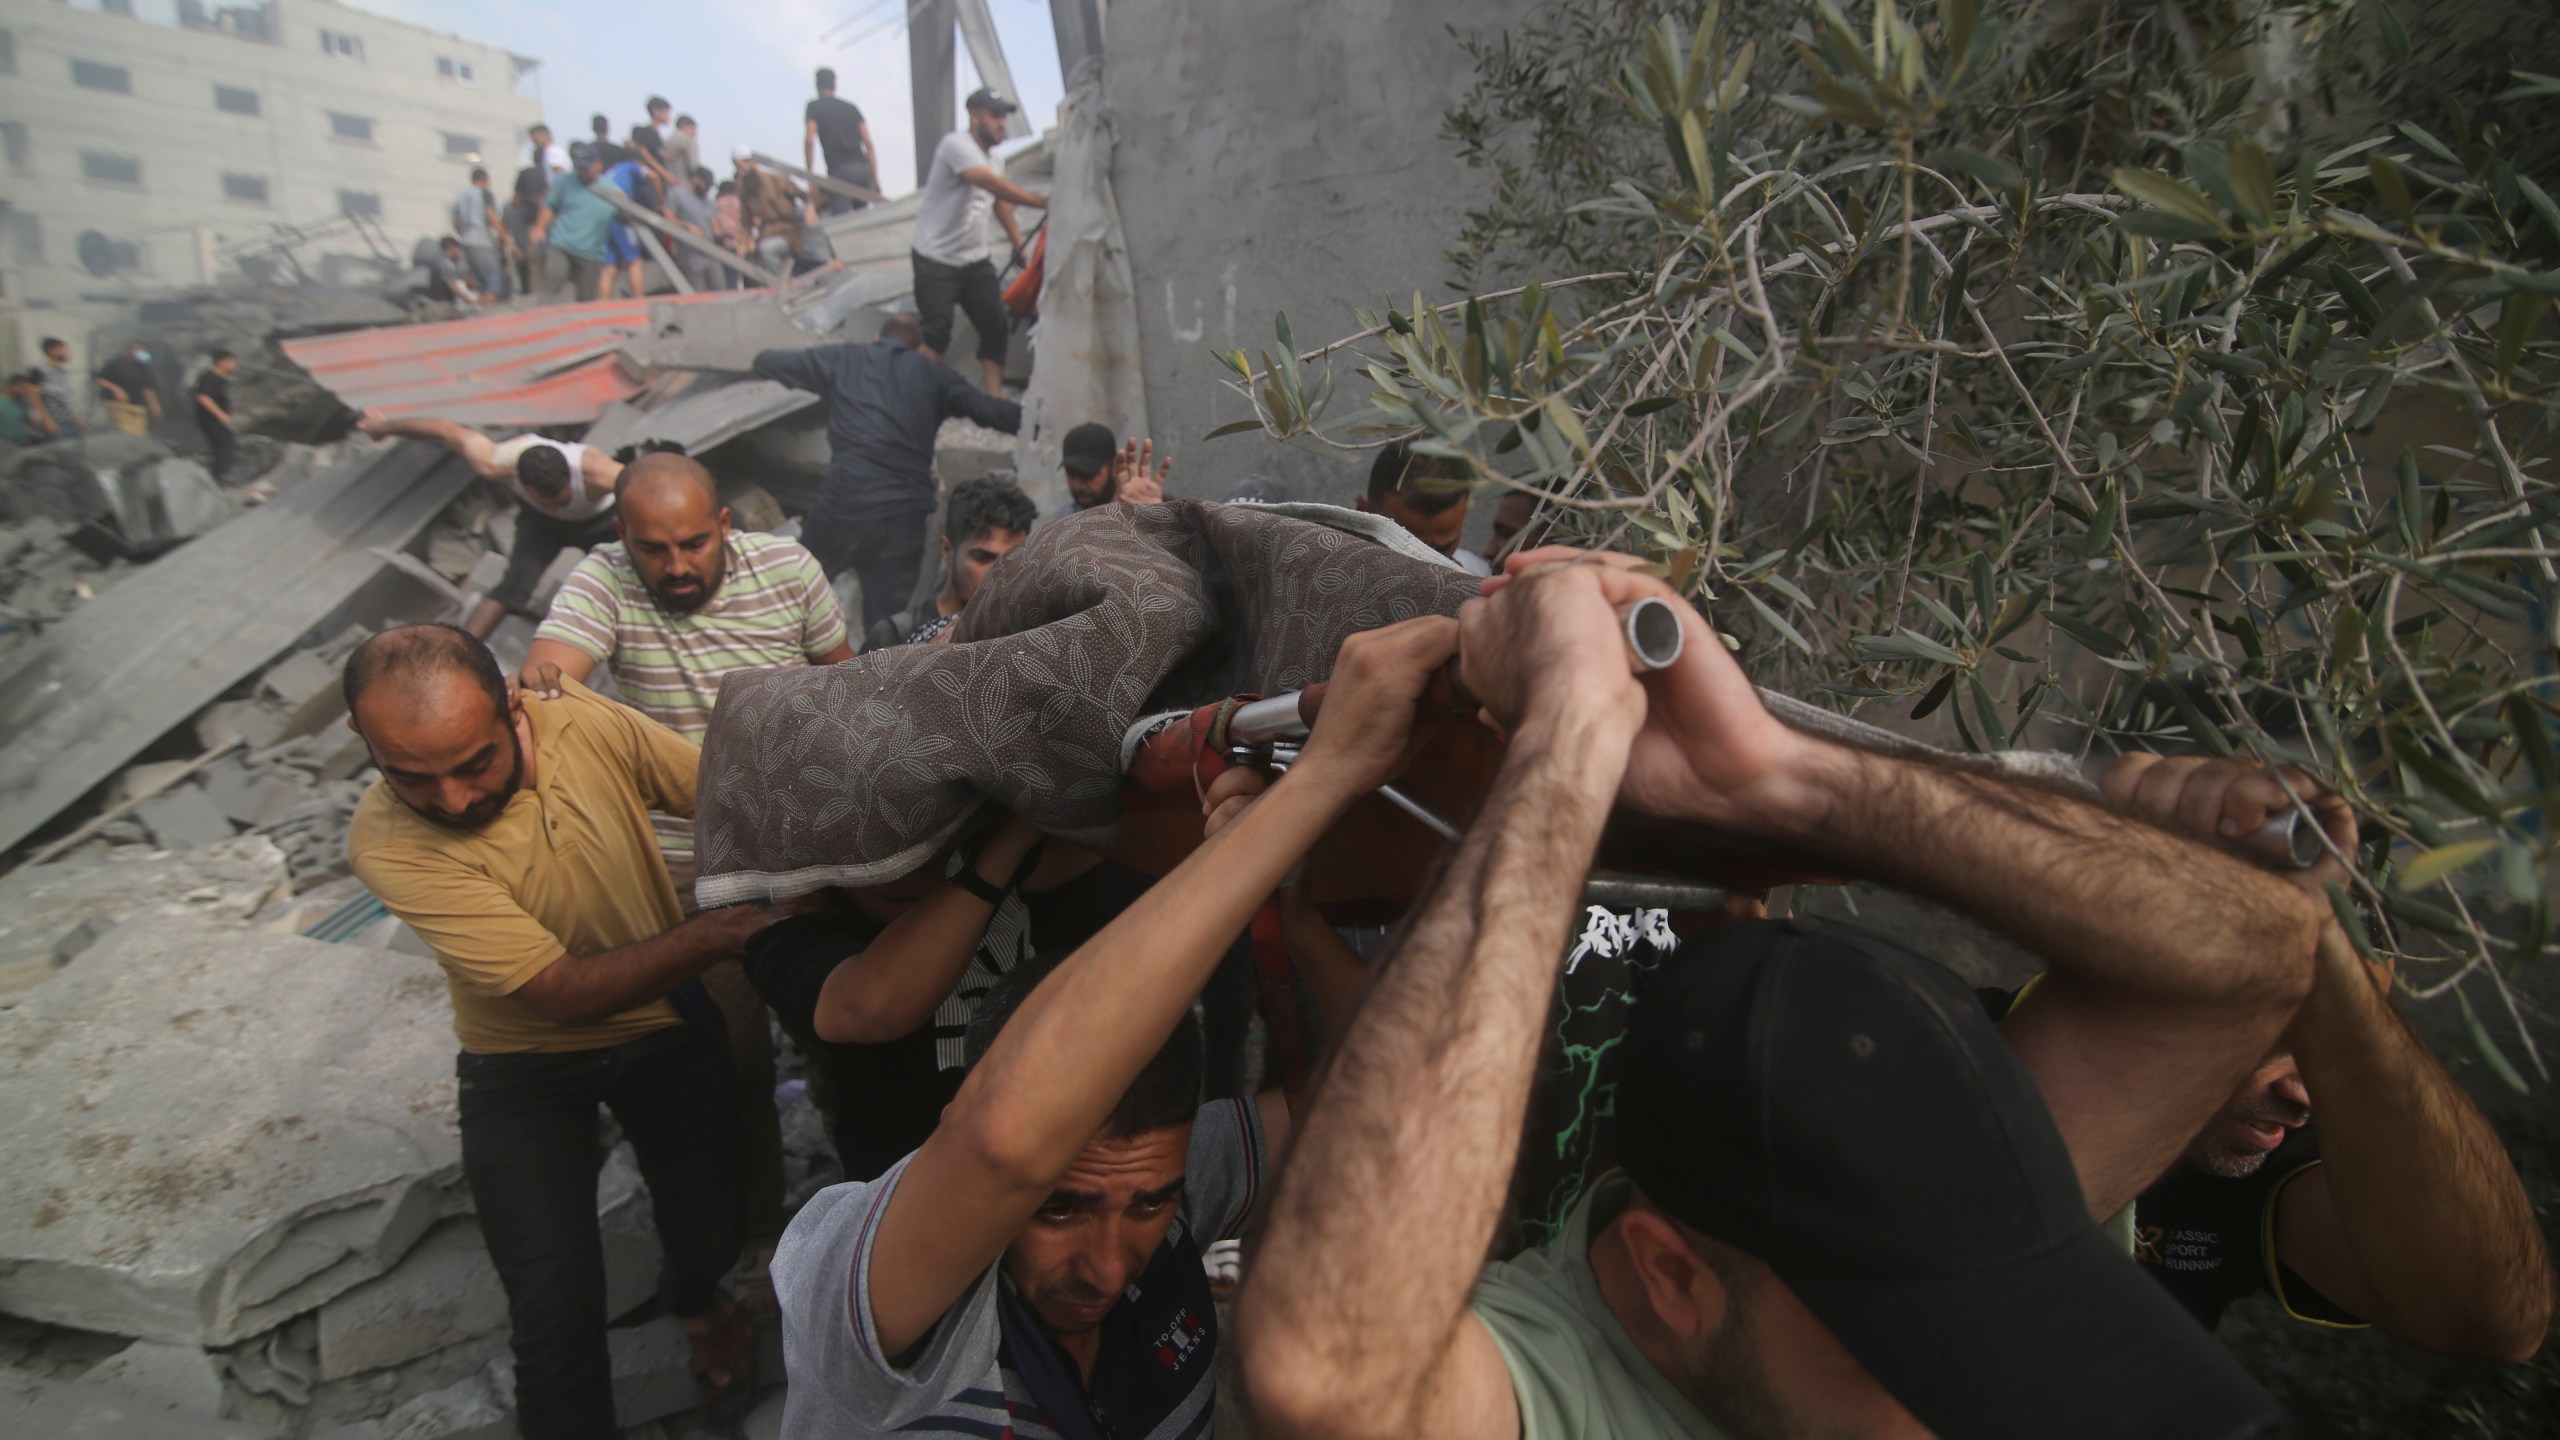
[0,1368,279,1440]
[0,835,288,996]
[608,1317,696,1428]
[310,1356,513,1440]
[0,917,465,1344]
[426,534,485,582]
[225,1321,320,1407]
[136,784,238,850]
[118,759,200,805]
[83,1340,233,1420]
[196,698,295,753]
[599,1142,662,1322]
[460,550,507,596]
[299,1332,508,1439]
[262,650,346,741]
[200,758,313,829]
[318,1219,507,1381]
[311,730,376,784]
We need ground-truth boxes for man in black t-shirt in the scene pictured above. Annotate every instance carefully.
[191,350,240,482]
[93,341,161,436]
[803,67,877,216]
[1989,754,2551,1358]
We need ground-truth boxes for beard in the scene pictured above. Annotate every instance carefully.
[2186,1095,2313,1178]
[647,545,726,613]
[399,725,525,830]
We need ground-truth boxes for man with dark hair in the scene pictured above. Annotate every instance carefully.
[356,412,624,639]
[805,67,878,216]
[37,339,85,439]
[93,340,162,436]
[526,123,570,187]
[861,475,1035,651]
[667,165,725,293]
[1241,554,2342,1440]
[343,622,768,1437]
[911,88,1048,397]
[587,113,632,170]
[1358,440,1483,572]
[454,166,513,302]
[1487,489,1545,559]
[531,142,622,301]
[633,96,680,194]
[666,116,701,205]
[1061,422,1170,510]
[772,617,1453,1438]
[192,350,240,482]
[602,146,667,301]
[425,237,483,309]
[734,153,815,278]
[1,370,55,446]
[753,315,1022,630]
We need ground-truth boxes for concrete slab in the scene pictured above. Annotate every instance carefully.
[0,835,288,998]
[310,1357,513,1440]
[135,785,237,850]
[0,917,464,1344]
[0,1369,279,1440]
[608,1317,695,1428]
[262,650,346,741]
[82,1339,232,1419]
[317,1219,507,1381]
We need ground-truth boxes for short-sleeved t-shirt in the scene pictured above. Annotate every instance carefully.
[191,372,231,430]
[97,355,158,404]
[665,128,699,185]
[1473,1172,1727,1439]
[775,1097,1266,1440]
[606,159,662,212]
[347,679,700,1054]
[913,131,996,267]
[454,186,497,245]
[807,96,871,173]
[489,435,613,521]
[0,394,36,445]
[535,531,848,865]
[542,172,623,261]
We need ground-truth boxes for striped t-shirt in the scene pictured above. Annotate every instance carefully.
[535,530,849,862]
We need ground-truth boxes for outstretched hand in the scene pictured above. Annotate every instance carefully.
[2102,754,2358,895]
[1294,617,1460,801]
[1114,437,1170,505]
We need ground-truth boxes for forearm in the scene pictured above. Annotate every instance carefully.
[946,764,1362,1185]
[1241,718,1629,1428]
[2289,926,2553,1357]
[995,200,1022,249]
[516,909,746,1024]
[1277,893,1368,1036]
[812,828,1040,1043]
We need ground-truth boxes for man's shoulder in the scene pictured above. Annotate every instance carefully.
[933,131,986,170]
[731,530,826,579]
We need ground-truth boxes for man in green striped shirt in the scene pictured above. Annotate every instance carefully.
[518,451,853,1296]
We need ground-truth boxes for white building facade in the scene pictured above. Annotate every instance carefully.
[0,0,541,318]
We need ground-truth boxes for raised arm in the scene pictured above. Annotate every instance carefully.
[803,117,819,176]
[1495,549,2324,1221]
[929,361,1022,432]
[862,618,1458,1360]
[811,817,1045,1043]
[960,164,1046,210]
[511,905,772,1024]
[753,346,831,394]
[2107,756,2553,1360]
[355,411,506,478]
[1241,565,1645,1440]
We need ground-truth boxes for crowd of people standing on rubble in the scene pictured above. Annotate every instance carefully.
[327,255,2557,1438]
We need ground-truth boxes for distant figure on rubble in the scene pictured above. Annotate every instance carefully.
[191,350,240,482]
[1359,440,1488,574]
[342,623,767,1436]
[733,151,817,280]
[631,96,682,196]
[666,114,702,200]
[37,338,86,439]
[1,370,59,446]
[667,167,727,294]
[1060,421,1170,509]
[753,313,1022,631]
[357,411,623,639]
[525,122,571,188]
[805,66,878,217]
[587,112,632,170]
[453,167,515,303]
[859,475,1035,652]
[530,142,624,303]
[911,87,1048,397]
[602,149,667,301]
[515,451,854,1315]
[424,237,484,310]
[92,340,162,437]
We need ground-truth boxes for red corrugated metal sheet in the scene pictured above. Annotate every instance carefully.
[281,293,735,427]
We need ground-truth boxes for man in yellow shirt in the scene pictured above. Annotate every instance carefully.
[342,623,767,1439]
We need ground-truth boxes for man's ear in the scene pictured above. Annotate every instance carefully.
[939,534,953,560]
[716,506,734,535]
[1617,1208,1725,1340]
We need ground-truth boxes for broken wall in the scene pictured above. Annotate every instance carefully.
[1102,0,1539,506]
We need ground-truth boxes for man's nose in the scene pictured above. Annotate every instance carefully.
[1072,1225,1136,1295]
[2274,1072,2311,1111]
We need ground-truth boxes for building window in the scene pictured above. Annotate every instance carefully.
[0,122,24,174]
[436,56,477,86]
[9,209,42,265]
[339,190,382,220]
[215,85,260,116]
[1,28,16,77]
[72,59,133,93]
[441,132,482,162]
[82,151,143,187]
[319,30,363,62]
[328,112,374,144]
[222,174,269,204]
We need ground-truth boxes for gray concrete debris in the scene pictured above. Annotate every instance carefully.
[225,1320,320,1408]
[83,1338,233,1420]
[293,1331,508,1439]
[608,1317,696,1429]
[0,917,464,1344]
[0,1367,281,1440]
[600,1142,664,1324]
[1,435,235,561]
[936,417,1018,487]
[135,784,238,851]
[263,649,350,741]
[0,834,289,998]
[316,1221,506,1382]
[197,697,298,753]
[311,1356,514,1440]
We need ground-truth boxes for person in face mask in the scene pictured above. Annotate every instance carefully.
[93,340,163,436]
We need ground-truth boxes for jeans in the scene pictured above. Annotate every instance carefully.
[799,506,929,631]
[911,251,1008,365]
[823,159,874,217]
[458,1022,743,1440]
[461,241,509,300]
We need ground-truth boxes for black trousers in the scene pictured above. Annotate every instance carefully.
[800,506,929,631]
[457,1022,744,1440]
[492,506,621,614]
[823,159,874,216]
[911,251,1008,365]
[199,420,237,483]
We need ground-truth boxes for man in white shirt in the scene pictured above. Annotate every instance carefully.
[524,123,571,187]
[909,88,1048,397]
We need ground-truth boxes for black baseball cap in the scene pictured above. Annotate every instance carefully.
[1616,918,2277,1440]
[1061,422,1117,477]
[964,87,1018,116]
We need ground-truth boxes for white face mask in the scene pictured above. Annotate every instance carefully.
[134,350,151,364]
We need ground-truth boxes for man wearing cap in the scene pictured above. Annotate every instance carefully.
[1061,423,1170,510]
[912,89,1048,397]
[531,142,623,301]
[754,314,1021,630]
[1241,552,2330,1440]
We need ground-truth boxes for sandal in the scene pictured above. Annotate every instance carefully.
[682,1297,757,1404]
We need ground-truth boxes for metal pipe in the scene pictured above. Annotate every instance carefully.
[1227,694,1312,744]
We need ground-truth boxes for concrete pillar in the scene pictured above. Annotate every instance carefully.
[910,0,957,186]
[1050,0,1105,81]
[954,0,1028,139]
